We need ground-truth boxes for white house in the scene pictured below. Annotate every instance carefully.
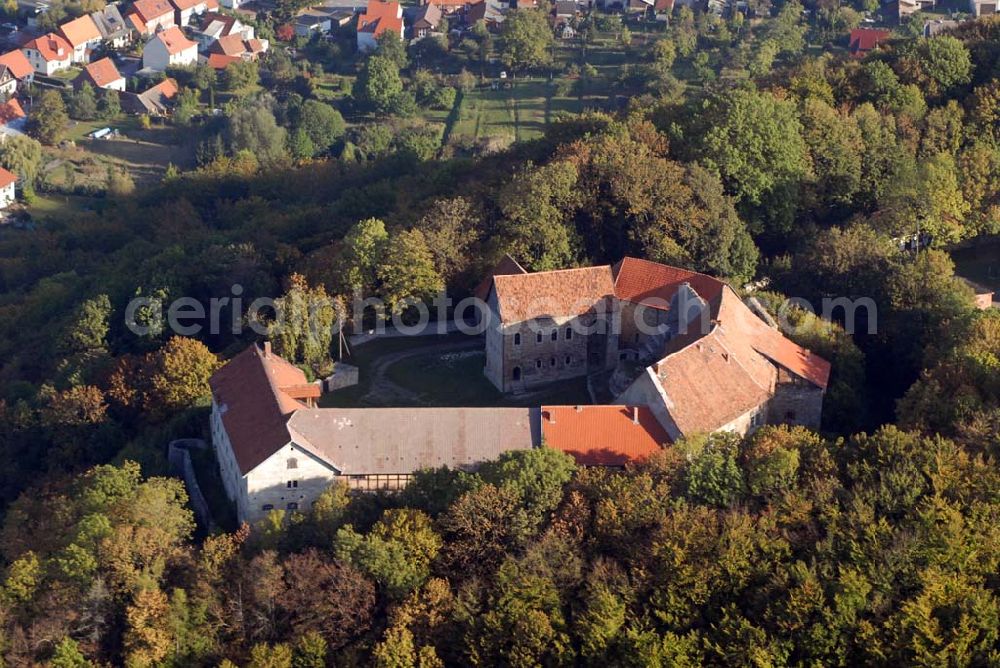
[0,167,16,209]
[128,0,177,36]
[968,0,998,14]
[170,0,215,27]
[58,14,102,64]
[21,33,73,76]
[356,0,403,52]
[76,57,127,91]
[90,4,134,49]
[142,26,199,70]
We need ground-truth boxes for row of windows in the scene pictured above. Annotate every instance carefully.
[262,502,299,511]
[513,328,574,346]
[512,356,575,381]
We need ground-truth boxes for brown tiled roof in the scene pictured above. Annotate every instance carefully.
[206,52,241,68]
[542,405,670,466]
[287,407,540,474]
[128,13,145,31]
[153,25,197,54]
[171,0,206,10]
[654,326,776,435]
[492,265,616,324]
[474,253,526,302]
[80,57,123,88]
[0,98,25,125]
[849,28,891,54]
[209,343,316,474]
[133,0,175,22]
[0,51,33,79]
[613,255,724,311]
[59,14,101,47]
[0,166,16,189]
[23,33,72,62]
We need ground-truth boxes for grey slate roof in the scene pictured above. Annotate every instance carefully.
[287,407,542,474]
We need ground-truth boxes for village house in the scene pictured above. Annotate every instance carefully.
[59,14,103,64]
[143,26,198,70]
[294,9,334,37]
[204,33,267,68]
[192,11,254,50]
[410,2,442,38]
[128,0,177,36]
[463,0,505,30]
[74,57,126,91]
[356,0,403,51]
[122,77,178,114]
[0,166,16,209]
[21,33,73,75]
[848,27,891,57]
[90,4,134,49]
[209,342,669,524]
[0,51,35,86]
[896,0,935,19]
[422,0,471,13]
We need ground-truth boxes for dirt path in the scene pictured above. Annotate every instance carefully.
[359,338,483,406]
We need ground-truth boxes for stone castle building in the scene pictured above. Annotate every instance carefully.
[478,256,831,441]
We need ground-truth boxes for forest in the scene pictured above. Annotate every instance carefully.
[0,10,997,668]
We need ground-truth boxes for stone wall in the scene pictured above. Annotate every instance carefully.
[767,368,824,429]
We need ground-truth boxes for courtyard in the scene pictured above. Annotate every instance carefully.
[319,332,592,408]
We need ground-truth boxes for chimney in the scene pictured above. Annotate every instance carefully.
[632,406,639,424]
[263,341,271,358]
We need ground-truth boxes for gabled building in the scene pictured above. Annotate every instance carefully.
[192,11,253,50]
[848,27,891,57]
[0,64,18,97]
[143,25,199,70]
[129,0,177,36]
[463,0,505,29]
[21,33,73,75]
[170,0,217,27]
[75,56,126,91]
[0,98,27,140]
[90,4,134,49]
[0,50,35,85]
[356,0,403,51]
[59,14,102,63]
[122,77,178,114]
[204,32,267,68]
[422,0,471,12]
[411,2,442,37]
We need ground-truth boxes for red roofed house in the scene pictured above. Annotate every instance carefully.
[122,77,179,115]
[21,33,73,75]
[0,166,16,209]
[478,256,831,438]
[59,14,102,63]
[203,32,267,68]
[75,57,126,91]
[129,0,177,36]
[0,51,35,86]
[143,25,199,70]
[849,28,891,57]
[357,0,403,52]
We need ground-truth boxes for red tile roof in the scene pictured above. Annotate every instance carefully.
[426,0,469,6]
[474,254,527,302]
[0,98,25,125]
[492,265,616,324]
[0,50,33,79]
[153,26,197,55]
[133,0,175,22]
[358,0,403,36]
[59,14,101,47]
[80,57,123,88]
[24,33,72,62]
[171,0,206,10]
[209,343,316,474]
[542,405,670,466]
[613,255,725,311]
[849,28,891,54]
[206,52,241,69]
[0,166,16,189]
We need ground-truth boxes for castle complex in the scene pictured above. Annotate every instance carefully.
[209,257,830,524]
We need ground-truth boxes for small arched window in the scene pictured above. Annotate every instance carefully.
[287,457,298,469]
[551,330,558,341]
[512,366,521,381]
[565,328,573,340]
[513,333,521,345]
[286,502,299,511]
[550,357,556,367]
[536,359,542,369]
[565,355,571,365]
